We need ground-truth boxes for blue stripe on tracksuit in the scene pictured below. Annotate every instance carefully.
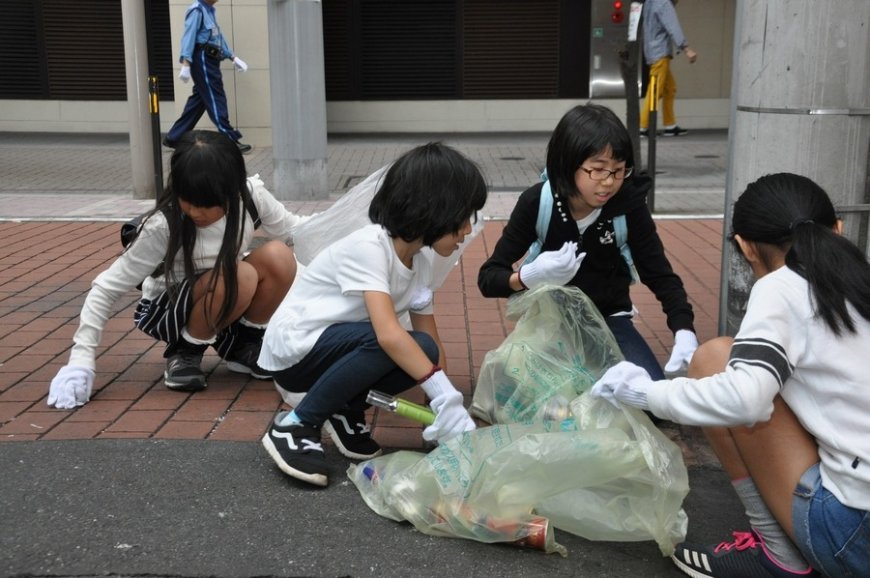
[166,46,242,144]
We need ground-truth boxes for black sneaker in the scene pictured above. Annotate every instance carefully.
[236,141,253,154]
[323,410,382,460]
[225,340,272,379]
[162,136,176,148]
[672,531,819,578]
[663,126,689,137]
[639,128,649,137]
[261,414,328,486]
[164,341,208,391]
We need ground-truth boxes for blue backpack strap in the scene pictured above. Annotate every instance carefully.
[613,214,640,285]
[524,170,552,265]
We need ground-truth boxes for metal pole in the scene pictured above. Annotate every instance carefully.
[121,0,158,199]
[646,73,657,212]
[267,0,328,201]
[149,76,164,199]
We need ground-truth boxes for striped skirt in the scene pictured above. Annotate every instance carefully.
[134,278,238,358]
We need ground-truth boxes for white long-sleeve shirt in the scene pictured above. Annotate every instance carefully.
[68,175,305,370]
[648,266,870,510]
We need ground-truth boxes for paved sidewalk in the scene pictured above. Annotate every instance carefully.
[0,130,735,578]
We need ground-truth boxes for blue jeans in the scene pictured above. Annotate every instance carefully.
[605,316,665,380]
[272,322,439,427]
[792,463,870,577]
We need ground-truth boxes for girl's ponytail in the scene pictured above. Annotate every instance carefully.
[733,173,870,335]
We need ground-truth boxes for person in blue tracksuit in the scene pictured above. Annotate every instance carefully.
[164,0,252,153]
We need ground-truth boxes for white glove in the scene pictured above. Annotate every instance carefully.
[232,56,248,72]
[519,241,585,289]
[419,370,476,442]
[48,365,95,409]
[589,361,653,410]
[664,329,699,373]
[178,64,191,83]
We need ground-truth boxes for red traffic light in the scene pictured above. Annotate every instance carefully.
[613,1,623,8]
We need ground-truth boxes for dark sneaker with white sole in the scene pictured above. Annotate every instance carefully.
[672,530,819,578]
[225,339,272,379]
[323,410,382,460]
[164,341,208,391]
[262,413,328,486]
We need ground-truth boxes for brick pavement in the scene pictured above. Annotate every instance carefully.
[0,217,723,468]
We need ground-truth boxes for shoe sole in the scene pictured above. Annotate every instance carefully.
[226,361,271,380]
[261,432,328,487]
[670,553,711,578]
[322,420,383,460]
[164,373,207,392]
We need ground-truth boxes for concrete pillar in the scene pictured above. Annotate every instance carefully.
[267,0,329,200]
[720,0,870,335]
[121,0,159,200]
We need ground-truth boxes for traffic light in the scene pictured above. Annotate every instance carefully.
[611,0,625,23]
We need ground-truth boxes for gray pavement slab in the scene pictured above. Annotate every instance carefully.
[1,440,743,578]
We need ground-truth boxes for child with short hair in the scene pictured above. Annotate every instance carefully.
[259,142,487,487]
[478,103,698,382]
[592,173,870,577]
[48,130,306,407]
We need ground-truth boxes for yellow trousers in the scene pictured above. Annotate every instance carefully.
[640,57,677,129]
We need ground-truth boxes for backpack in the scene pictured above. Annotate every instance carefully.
[120,195,261,278]
[524,172,639,285]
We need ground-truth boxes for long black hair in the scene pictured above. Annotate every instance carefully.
[546,103,634,199]
[731,173,870,335]
[369,142,488,246]
[147,130,251,332]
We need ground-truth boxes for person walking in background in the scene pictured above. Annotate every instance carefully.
[640,0,698,137]
[592,173,870,577]
[163,0,252,154]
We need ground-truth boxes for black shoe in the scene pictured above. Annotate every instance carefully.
[323,410,382,460]
[639,128,649,138]
[262,414,328,486]
[663,126,689,137]
[162,136,176,149]
[236,141,253,154]
[225,339,271,380]
[164,340,208,391]
[672,530,819,578]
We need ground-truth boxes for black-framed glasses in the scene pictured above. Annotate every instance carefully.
[579,166,634,181]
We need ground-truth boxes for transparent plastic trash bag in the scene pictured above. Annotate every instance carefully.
[348,397,689,557]
[472,284,624,424]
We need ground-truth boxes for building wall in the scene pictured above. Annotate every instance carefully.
[0,0,735,139]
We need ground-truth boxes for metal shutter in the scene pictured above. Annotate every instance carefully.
[462,0,560,99]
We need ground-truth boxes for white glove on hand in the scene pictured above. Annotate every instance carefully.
[589,361,653,410]
[232,56,248,72]
[519,241,585,289]
[48,365,95,409]
[664,329,699,373]
[420,370,476,442]
[178,64,191,83]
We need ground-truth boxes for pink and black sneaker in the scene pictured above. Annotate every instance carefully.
[672,530,819,578]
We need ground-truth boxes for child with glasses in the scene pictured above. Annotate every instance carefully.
[478,103,698,383]
[591,173,870,578]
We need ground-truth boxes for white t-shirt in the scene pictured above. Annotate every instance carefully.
[647,266,870,510]
[259,224,434,371]
[68,175,306,369]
